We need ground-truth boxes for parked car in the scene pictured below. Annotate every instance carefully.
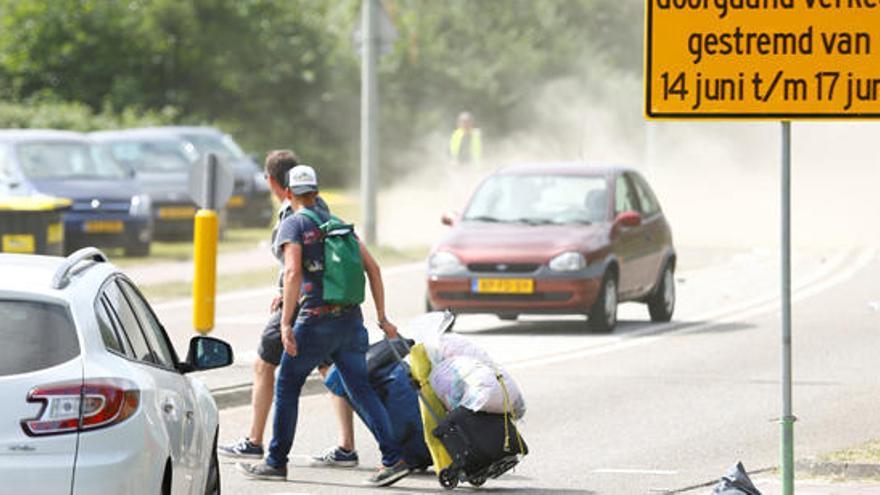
[0,247,232,494]
[133,126,273,227]
[426,163,676,332]
[91,129,199,239]
[0,130,153,256]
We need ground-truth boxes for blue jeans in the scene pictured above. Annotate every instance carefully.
[266,310,404,469]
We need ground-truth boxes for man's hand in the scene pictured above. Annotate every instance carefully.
[281,325,298,357]
[379,318,399,340]
[270,296,282,313]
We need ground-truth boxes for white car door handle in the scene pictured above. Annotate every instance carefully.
[162,402,175,414]
[185,410,194,421]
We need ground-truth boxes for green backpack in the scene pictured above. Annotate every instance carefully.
[297,208,366,306]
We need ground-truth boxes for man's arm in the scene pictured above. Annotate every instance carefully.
[359,240,399,339]
[281,242,303,356]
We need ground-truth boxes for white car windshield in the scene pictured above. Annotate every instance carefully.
[464,174,608,225]
[107,140,192,173]
[183,133,246,160]
[17,141,128,180]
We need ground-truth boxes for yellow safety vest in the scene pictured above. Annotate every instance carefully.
[449,128,482,165]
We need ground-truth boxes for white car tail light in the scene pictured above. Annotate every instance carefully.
[21,378,139,436]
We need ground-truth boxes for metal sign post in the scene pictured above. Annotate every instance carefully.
[780,121,794,495]
[644,2,880,492]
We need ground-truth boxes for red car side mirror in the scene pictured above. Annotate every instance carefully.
[614,210,642,228]
[441,212,456,227]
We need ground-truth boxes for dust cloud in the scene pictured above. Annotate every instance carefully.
[372,74,879,252]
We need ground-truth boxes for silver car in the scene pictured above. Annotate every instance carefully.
[91,129,200,239]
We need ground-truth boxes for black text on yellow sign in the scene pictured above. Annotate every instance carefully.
[646,0,880,118]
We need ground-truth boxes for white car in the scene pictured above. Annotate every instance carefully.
[0,248,232,495]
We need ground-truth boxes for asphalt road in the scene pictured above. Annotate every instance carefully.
[148,245,880,494]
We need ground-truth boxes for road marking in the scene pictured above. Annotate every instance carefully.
[508,247,875,371]
[592,468,678,476]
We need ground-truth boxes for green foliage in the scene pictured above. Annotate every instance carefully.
[0,99,177,132]
[0,0,642,186]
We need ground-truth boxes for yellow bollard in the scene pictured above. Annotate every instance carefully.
[192,209,218,334]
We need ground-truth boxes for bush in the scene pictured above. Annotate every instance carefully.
[0,99,179,132]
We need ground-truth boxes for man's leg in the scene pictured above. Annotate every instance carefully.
[219,311,283,458]
[248,357,277,445]
[316,365,356,451]
[311,365,361,467]
[264,350,322,469]
[332,394,356,452]
[331,317,409,486]
[238,348,320,481]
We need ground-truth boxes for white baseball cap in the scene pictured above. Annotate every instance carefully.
[288,164,318,195]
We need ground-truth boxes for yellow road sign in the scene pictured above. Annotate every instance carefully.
[645,0,880,118]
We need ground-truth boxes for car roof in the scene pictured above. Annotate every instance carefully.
[0,129,89,143]
[0,253,114,298]
[126,126,223,137]
[495,162,637,177]
[89,129,191,142]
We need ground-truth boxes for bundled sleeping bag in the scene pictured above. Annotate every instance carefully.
[428,355,526,419]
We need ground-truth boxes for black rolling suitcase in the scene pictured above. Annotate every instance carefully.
[431,406,528,489]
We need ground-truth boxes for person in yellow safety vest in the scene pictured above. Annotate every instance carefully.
[449,112,481,166]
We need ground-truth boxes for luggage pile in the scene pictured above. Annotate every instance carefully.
[324,312,529,490]
[410,331,529,490]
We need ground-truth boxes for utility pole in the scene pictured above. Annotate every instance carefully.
[360,0,378,245]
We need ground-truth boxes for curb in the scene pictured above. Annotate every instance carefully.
[796,458,880,480]
[210,375,327,410]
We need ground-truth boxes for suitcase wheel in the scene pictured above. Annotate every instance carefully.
[439,468,459,490]
[468,475,487,487]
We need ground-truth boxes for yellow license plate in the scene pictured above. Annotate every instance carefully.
[83,220,124,234]
[158,206,196,219]
[2,234,35,254]
[226,195,245,208]
[472,278,534,294]
[47,223,63,244]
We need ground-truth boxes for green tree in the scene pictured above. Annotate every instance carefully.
[0,0,644,185]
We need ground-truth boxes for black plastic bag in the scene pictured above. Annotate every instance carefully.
[711,462,762,495]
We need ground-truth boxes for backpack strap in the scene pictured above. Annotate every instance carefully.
[296,207,326,228]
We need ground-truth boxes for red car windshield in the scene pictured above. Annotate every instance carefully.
[464,174,608,225]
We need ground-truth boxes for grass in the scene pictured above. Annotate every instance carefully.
[114,226,272,267]
[822,440,880,464]
[138,243,429,302]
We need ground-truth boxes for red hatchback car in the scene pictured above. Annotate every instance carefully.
[426,163,676,332]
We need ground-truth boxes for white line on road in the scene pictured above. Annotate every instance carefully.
[591,468,678,475]
[507,247,875,371]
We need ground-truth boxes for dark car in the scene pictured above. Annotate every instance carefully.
[0,130,153,256]
[131,126,273,227]
[91,129,199,239]
[426,163,676,332]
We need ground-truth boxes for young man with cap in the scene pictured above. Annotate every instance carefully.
[237,165,411,487]
[218,150,341,459]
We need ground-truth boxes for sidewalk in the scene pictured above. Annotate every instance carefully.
[123,244,276,287]
[751,475,880,494]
